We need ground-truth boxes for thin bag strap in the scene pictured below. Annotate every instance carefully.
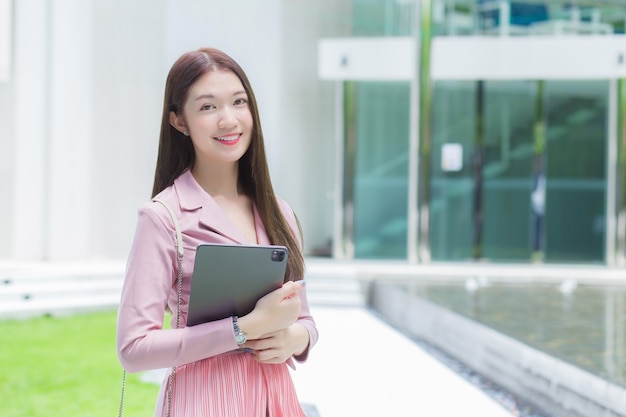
[154,198,184,417]
[154,198,184,258]
[118,198,184,417]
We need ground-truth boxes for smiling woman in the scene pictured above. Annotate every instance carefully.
[116,48,317,417]
[169,70,253,168]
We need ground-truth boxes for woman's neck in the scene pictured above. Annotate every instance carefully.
[191,162,241,199]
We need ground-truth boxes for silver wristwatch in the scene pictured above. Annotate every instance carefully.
[232,316,247,345]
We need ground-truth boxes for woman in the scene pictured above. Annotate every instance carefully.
[116,47,318,417]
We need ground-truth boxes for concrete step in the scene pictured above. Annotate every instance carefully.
[0,264,125,319]
[306,292,365,308]
[0,259,367,319]
[304,270,367,308]
[0,294,122,320]
[0,278,123,299]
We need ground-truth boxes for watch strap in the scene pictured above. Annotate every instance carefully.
[232,316,247,345]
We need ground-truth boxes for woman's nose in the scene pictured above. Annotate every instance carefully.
[218,106,236,129]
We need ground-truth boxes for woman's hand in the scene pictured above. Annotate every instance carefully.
[244,323,310,364]
[238,280,305,340]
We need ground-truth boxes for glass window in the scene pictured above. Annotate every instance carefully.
[432,0,626,37]
[430,81,477,260]
[351,0,415,36]
[481,81,536,261]
[348,81,411,259]
[431,80,608,262]
[543,81,608,262]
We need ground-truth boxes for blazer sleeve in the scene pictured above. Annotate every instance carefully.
[116,204,239,373]
[278,199,319,363]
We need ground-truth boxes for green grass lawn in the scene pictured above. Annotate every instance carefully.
[0,311,161,417]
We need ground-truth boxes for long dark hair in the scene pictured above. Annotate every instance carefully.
[152,48,304,281]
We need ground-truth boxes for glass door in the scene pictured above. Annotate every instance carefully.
[430,81,477,260]
[481,81,537,261]
[344,81,411,259]
[542,81,608,262]
[430,79,609,263]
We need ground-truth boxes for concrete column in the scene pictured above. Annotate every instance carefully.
[0,0,13,257]
[417,0,433,263]
[12,0,51,259]
[46,0,93,259]
[0,0,10,81]
[617,78,626,265]
[12,0,93,260]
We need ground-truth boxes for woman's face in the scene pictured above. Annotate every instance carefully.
[172,69,253,167]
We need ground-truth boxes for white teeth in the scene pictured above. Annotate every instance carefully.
[216,135,238,141]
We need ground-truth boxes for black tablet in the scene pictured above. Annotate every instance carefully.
[186,243,288,326]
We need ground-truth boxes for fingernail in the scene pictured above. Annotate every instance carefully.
[299,280,307,287]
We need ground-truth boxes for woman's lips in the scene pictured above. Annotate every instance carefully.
[214,133,241,146]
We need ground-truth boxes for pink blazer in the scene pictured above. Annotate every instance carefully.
[116,170,318,373]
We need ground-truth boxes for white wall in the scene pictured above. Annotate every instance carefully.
[2,0,350,261]
[0,82,12,257]
[432,36,626,80]
[276,1,350,255]
[163,0,283,176]
[90,0,167,259]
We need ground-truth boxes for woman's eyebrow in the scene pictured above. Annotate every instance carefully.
[194,90,247,101]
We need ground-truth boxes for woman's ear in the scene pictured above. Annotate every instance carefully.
[169,111,188,135]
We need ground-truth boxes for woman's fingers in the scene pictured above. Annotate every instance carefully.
[276,280,306,300]
[242,280,306,339]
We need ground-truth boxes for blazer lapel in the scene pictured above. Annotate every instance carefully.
[174,170,248,244]
[198,197,249,243]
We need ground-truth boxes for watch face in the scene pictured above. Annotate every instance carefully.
[236,333,247,345]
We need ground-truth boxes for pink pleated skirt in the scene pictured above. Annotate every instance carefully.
[155,351,306,417]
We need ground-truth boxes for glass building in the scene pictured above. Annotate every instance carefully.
[319,0,626,265]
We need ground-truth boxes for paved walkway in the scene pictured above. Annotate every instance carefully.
[291,305,514,417]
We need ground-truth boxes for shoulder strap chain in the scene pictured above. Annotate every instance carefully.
[118,198,184,417]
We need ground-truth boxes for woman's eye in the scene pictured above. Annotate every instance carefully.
[233,98,248,106]
[200,104,215,111]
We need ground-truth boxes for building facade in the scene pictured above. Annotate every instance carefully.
[320,0,626,265]
[1,0,625,266]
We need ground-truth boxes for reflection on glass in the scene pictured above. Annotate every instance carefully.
[481,81,536,261]
[430,81,476,260]
[431,80,608,262]
[543,81,608,262]
[431,0,626,37]
[351,0,415,37]
[350,82,410,259]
